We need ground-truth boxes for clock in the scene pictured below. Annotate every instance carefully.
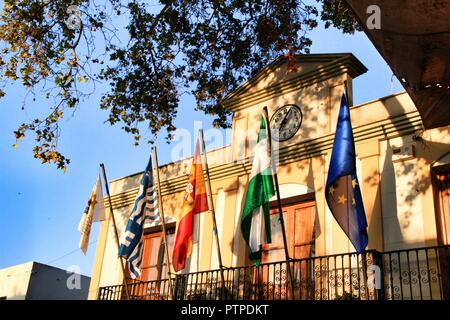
[269,104,303,141]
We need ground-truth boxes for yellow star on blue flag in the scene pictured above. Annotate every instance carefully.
[325,93,368,253]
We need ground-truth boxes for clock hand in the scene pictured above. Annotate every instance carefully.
[279,107,292,133]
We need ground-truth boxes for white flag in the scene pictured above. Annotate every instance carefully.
[78,175,106,254]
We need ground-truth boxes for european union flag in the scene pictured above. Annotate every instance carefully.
[326,93,368,253]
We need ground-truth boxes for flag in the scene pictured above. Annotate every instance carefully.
[172,139,209,272]
[78,175,105,254]
[119,154,160,278]
[325,93,368,253]
[241,114,275,266]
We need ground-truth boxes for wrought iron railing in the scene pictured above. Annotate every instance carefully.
[98,245,450,300]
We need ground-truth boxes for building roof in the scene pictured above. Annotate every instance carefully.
[347,0,450,129]
[221,53,367,111]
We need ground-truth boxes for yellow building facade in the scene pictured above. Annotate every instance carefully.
[89,54,450,300]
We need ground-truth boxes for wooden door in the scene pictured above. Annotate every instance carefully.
[260,199,317,299]
[126,227,175,300]
[292,201,316,300]
[436,172,450,245]
[433,169,450,300]
[262,200,316,262]
[141,231,164,282]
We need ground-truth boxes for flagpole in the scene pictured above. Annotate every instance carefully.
[343,80,351,243]
[152,147,175,300]
[262,106,296,299]
[100,163,131,300]
[199,129,227,298]
[344,80,350,107]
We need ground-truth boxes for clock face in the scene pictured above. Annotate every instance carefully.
[269,104,303,141]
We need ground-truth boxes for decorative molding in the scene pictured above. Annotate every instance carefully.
[105,111,423,209]
[222,55,367,112]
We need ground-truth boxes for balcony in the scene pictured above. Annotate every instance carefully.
[98,245,450,300]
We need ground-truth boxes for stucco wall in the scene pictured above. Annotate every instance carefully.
[88,55,450,298]
[0,262,33,300]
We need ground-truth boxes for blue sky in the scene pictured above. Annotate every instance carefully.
[0,17,404,277]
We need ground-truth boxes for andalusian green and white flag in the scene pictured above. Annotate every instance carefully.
[241,114,275,265]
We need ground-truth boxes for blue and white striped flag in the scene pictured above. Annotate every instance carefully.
[119,154,160,278]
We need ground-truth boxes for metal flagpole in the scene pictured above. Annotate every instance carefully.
[152,147,175,300]
[343,80,350,107]
[262,106,296,299]
[100,163,131,300]
[199,129,227,298]
[343,80,352,251]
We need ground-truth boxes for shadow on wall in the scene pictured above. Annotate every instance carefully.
[3,279,27,300]
[375,137,450,250]
[362,95,450,251]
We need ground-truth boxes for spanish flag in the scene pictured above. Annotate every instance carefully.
[172,139,209,272]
